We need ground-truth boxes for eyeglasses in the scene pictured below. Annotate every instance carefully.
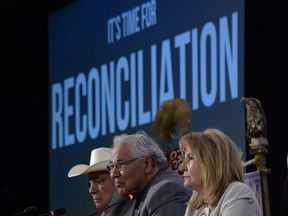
[107,158,137,173]
[88,176,109,189]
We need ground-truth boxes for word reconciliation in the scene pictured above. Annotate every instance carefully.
[51,12,239,150]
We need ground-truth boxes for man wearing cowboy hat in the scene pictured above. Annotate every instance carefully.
[68,147,132,216]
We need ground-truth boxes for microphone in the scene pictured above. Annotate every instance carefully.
[89,190,142,216]
[36,208,66,216]
[11,206,39,216]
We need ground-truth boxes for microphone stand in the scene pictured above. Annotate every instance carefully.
[89,197,130,216]
[89,190,142,216]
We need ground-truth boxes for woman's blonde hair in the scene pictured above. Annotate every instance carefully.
[179,128,244,209]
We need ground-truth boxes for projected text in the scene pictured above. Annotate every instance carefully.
[107,0,157,44]
[51,12,239,150]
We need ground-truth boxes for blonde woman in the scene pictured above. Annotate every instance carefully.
[179,128,262,216]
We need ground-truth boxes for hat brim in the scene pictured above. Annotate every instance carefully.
[68,160,110,177]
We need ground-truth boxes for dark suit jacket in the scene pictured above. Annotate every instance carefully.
[110,167,192,216]
[109,191,134,216]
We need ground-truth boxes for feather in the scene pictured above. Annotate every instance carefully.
[152,98,192,142]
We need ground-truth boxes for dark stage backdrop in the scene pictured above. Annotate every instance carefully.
[48,0,245,215]
[2,0,288,216]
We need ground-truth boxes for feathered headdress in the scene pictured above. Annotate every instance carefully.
[152,98,192,142]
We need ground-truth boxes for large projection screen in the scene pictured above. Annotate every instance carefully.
[49,0,245,215]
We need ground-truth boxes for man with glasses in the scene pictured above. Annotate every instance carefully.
[108,130,192,216]
[68,147,132,216]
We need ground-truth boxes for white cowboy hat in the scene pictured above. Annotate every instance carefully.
[68,147,112,177]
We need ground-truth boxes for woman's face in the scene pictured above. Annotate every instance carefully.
[180,147,204,193]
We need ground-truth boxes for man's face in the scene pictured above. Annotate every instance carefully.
[88,171,116,209]
[109,145,146,196]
